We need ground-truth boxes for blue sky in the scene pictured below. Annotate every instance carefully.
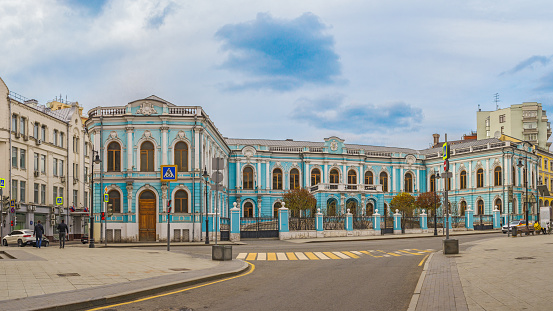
[2,0,553,149]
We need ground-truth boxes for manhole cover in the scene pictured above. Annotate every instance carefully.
[515,257,535,260]
[0,251,16,259]
[57,273,81,277]
[169,268,190,272]
[484,249,497,251]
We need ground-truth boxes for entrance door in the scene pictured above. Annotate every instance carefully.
[139,190,156,241]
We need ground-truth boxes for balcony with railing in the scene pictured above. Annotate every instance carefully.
[309,183,382,193]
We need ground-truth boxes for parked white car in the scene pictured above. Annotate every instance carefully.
[502,220,527,233]
[1,229,50,247]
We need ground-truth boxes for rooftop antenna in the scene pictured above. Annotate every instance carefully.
[478,104,481,112]
[494,93,500,110]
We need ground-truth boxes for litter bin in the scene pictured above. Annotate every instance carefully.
[212,245,232,261]
[512,226,517,237]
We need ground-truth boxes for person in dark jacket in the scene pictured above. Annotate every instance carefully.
[57,219,69,248]
[33,220,44,248]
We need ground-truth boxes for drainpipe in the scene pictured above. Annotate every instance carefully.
[192,115,197,241]
[100,116,104,245]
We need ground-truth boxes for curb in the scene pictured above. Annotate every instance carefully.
[2,260,250,311]
[407,252,434,311]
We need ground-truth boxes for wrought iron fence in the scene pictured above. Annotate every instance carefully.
[451,216,465,228]
[401,217,421,229]
[475,215,493,225]
[289,217,315,231]
[353,216,373,229]
[427,217,445,228]
[323,216,345,230]
[240,217,279,231]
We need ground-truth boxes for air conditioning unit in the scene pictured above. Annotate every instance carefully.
[14,132,20,138]
[60,176,66,183]
[23,135,28,141]
[36,139,42,145]
[50,214,56,220]
[33,171,39,177]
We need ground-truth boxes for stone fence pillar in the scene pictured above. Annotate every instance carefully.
[393,209,402,234]
[420,210,428,232]
[465,207,474,230]
[230,202,241,242]
[278,202,289,240]
[373,209,381,234]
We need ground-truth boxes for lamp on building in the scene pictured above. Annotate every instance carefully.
[89,151,101,248]
[203,167,209,244]
[517,157,530,232]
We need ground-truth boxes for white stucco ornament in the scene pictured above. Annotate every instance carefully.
[178,131,185,138]
[137,102,156,115]
[110,131,118,138]
[330,141,338,151]
[406,154,416,165]
[242,146,256,158]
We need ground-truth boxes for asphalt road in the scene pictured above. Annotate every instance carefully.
[96,233,501,311]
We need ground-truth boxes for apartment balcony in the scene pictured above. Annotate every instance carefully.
[309,183,383,193]
[523,128,538,134]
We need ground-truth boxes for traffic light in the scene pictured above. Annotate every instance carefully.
[10,220,14,227]
[107,204,113,217]
[101,212,105,220]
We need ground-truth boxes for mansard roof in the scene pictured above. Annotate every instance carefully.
[418,138,504,155]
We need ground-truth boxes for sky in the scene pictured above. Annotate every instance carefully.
[2,0,553,150]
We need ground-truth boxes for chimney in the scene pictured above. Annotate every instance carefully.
[432,133,440,146]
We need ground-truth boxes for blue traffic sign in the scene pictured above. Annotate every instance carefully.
[161,165,177,181]
[10,207,15,213]
[56,197,63,205]
[10,200,15,207]
[0,178,5,188]
[104,193,109,202]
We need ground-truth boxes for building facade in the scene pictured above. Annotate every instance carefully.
[0,77,91,241]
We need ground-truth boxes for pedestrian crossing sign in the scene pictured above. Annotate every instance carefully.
[161,165,177,181]
[0,178,5,188]
[104,193,109,202]
[56,197,63,205]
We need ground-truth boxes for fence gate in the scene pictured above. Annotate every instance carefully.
[240,217,279,238]
[220,217,230,241]
[474,214,493,230]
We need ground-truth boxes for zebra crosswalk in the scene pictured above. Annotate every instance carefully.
[236,249,434,261]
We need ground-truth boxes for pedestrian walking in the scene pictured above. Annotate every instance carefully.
[33,220,44,248]
[57,219,69,248]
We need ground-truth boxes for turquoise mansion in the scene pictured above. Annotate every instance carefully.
[85,96,539,242]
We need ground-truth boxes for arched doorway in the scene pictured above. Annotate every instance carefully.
[273,202,281,218]
[139,190,156,241]
[366,201,374,216]
[346,198,358,215]
[327,199,337,216]
[244,201,254,217]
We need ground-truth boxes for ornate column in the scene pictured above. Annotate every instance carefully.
[161,126,168,165]
[161,182,168,213]
[126,127,133,171]
[126,182,133,214]
[265,160,270,189]
[257,161,261,190]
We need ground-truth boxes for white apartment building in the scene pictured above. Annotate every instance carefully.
[0,77,91,241]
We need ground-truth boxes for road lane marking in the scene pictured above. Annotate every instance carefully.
[343,251,360,258]
[323,252,341,259]
[418,254,430,266]
[360,251,382,258]
[86,262,256,311]
[412,249,434,253]
[332,252,350,259]
[246,253,257,261]
[276,253,287,260]
[236,253,247,260]
[314,252,330,259]
[257,253,267,260]
[295,252,308,260]
[286,252,298,260]
[267,253,277,261]
[375,250,393,257]
[398,250,424,256]
[305,252,320,260]
[351,251,363,256]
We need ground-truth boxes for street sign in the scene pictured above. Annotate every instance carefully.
[212,158,225,170]
[10,207,15,213]
[161,165,177,181]
[440,172,452,178]
[104,193,109,203]
[0,178,4,188]
[211,171,224,184]
[56,197,63,205]
[10,200,15,207]
[442,142,450,160]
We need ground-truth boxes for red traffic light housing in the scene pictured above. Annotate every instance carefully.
[101,212,105,220]
[443,160,449,172]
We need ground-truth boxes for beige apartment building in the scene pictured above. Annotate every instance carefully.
[477,102,552,150]
[0,77,91,241]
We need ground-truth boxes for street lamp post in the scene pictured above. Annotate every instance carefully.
[432,173,440,236]
[518,157,529,232]
[89,151,101,248]
[203,167,209,244]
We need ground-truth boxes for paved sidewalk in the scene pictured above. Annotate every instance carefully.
[0,244,248,311]
[414,233,553,310]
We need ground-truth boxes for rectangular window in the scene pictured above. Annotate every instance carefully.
[33,123,39,139]
[53,186,58,205]
[41,184,46,204]
[12,114,17,132]
[20,117,26,135]
[76,164,79,179]
[59,187,64,203]
[84,192,88,208]
[20,149,26,169]
[84,167,88,182]
[53,130,58,146]
[34,183,39,203]
[20,181,26,202]
[53,159,58,176]
[499,114,506,123]
[12,147,17,168]
[12,180,17,202]
[34,153,39,171]
[73,190,78,206]
[40,154,46,173]
[60,160,64,176]
[73,137,76,153]
[84,143,88,156]
[41,125,46,141]
[60,132,64,147]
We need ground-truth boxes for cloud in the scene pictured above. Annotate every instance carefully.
[215,12,341,91]
[291,94,423,134]
[146,1,177,29]
[502,55,553,75]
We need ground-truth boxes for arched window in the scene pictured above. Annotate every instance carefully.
[430,174,436,192]
[494,167,502,186]
[477,200,484,215]
[174,142,189,172]
[107,142,121,172]
[243,167,254,189]
[140,190,155,200]
[274,202,281,218]
[327,199,337,216]
[140,141,154,172]
[380,172,388,192]
[108,190,121,213]
[365,171,373,185]
[460,201,467,216]
[290,168,300,189]
[476,168,484,188]
[244,202,254,217]
[346,199,358,215]
[330,169,340,184]
[495,198,502,213]
[311,168,321,186]
[366,202,374,216]
[546,200,550,207]
[347,170,357,189]
[460,171,467,189]
[273,168,283,190]
[404,172,413,192]
[175,190,188,213]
